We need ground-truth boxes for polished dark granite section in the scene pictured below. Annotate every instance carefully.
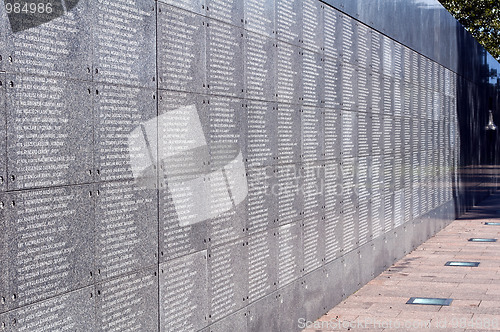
[0,0,498,331]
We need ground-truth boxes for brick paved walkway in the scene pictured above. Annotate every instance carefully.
[303,193,500,331]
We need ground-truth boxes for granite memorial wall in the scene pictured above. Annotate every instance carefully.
[0,0,498,331]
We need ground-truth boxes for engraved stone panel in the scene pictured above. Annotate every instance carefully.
[206,0,244,27]
[358,156,371,246]
[394,189,404,228]
[92,0,156,88]
[382,36,394,76]
[10,286,96,332]
[95,85,157,182]
[324,59,341,108]
[370,30,382,74]
[245,32,276,102]
[276,41,302,104]
[324,108,341,160]
[0,18,3,58]
[6,185,94,309]
[0,74,5,192]
[157,92,210,259]
[278,222,302,287]
[276,164,302,225]
[208,238,248,321]
[340,63,357,110]
[6,76,92,190]
[158,4,206,93]
[207,97,243,168]
[411,84,419,118]
[420,118,428,152]
[394,42,403,80]
[383,192,394,233]
[207,20,244,97]
[301,106,324,162]
[242,100,277,168]
[207,97,247,245]
[383,115,395,154]
[404,154,412,224]
[159,172,208,260]
[247,231,278,303]
[302,50,324,106]
[357,23,371,69]
[207,171,247,245]
[302,214,324,273]
[383,76,394,114]
[341,157,359,254]
[371,113,383,155]
[246,166,277,234]
[420,152,429,214]
[95,180,158,281]
[341,110,357,158]
[411,115,419,153]
[323,5,341,59]
[383,155,395,194]
[412,152,421,219]
[4,0,91,80]
[411,51,419,85]
[159,0,205,15]
[403,82,412,117]
[277,105,301,164]
[159,251,208,332]
[403,46,412,83]
[419,82,431,120]
[370,156,384,239]
[0,194,8,314]
[244,0,275,37]
[394,116,403,155]
[370,71,383,113]
[394,153,404,191]
[302,162,324,217]
[324,161,342,263]
[96,268,159,332]
[340,14,357,65]
[302,0,323,53]
[275,0,302,46]
[394,79,403,117]
[357,68,371,113]
[158,90,209,179]
[357,111,371,156]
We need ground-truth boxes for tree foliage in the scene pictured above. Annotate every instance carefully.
[439,0,500,60]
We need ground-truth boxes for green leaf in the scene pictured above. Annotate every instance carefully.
[439,0,500,60]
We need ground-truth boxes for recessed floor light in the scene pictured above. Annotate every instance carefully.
[406,297,453,306]
[445,261,480,267]
[468,238,497,242]
[485,222,500,226]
